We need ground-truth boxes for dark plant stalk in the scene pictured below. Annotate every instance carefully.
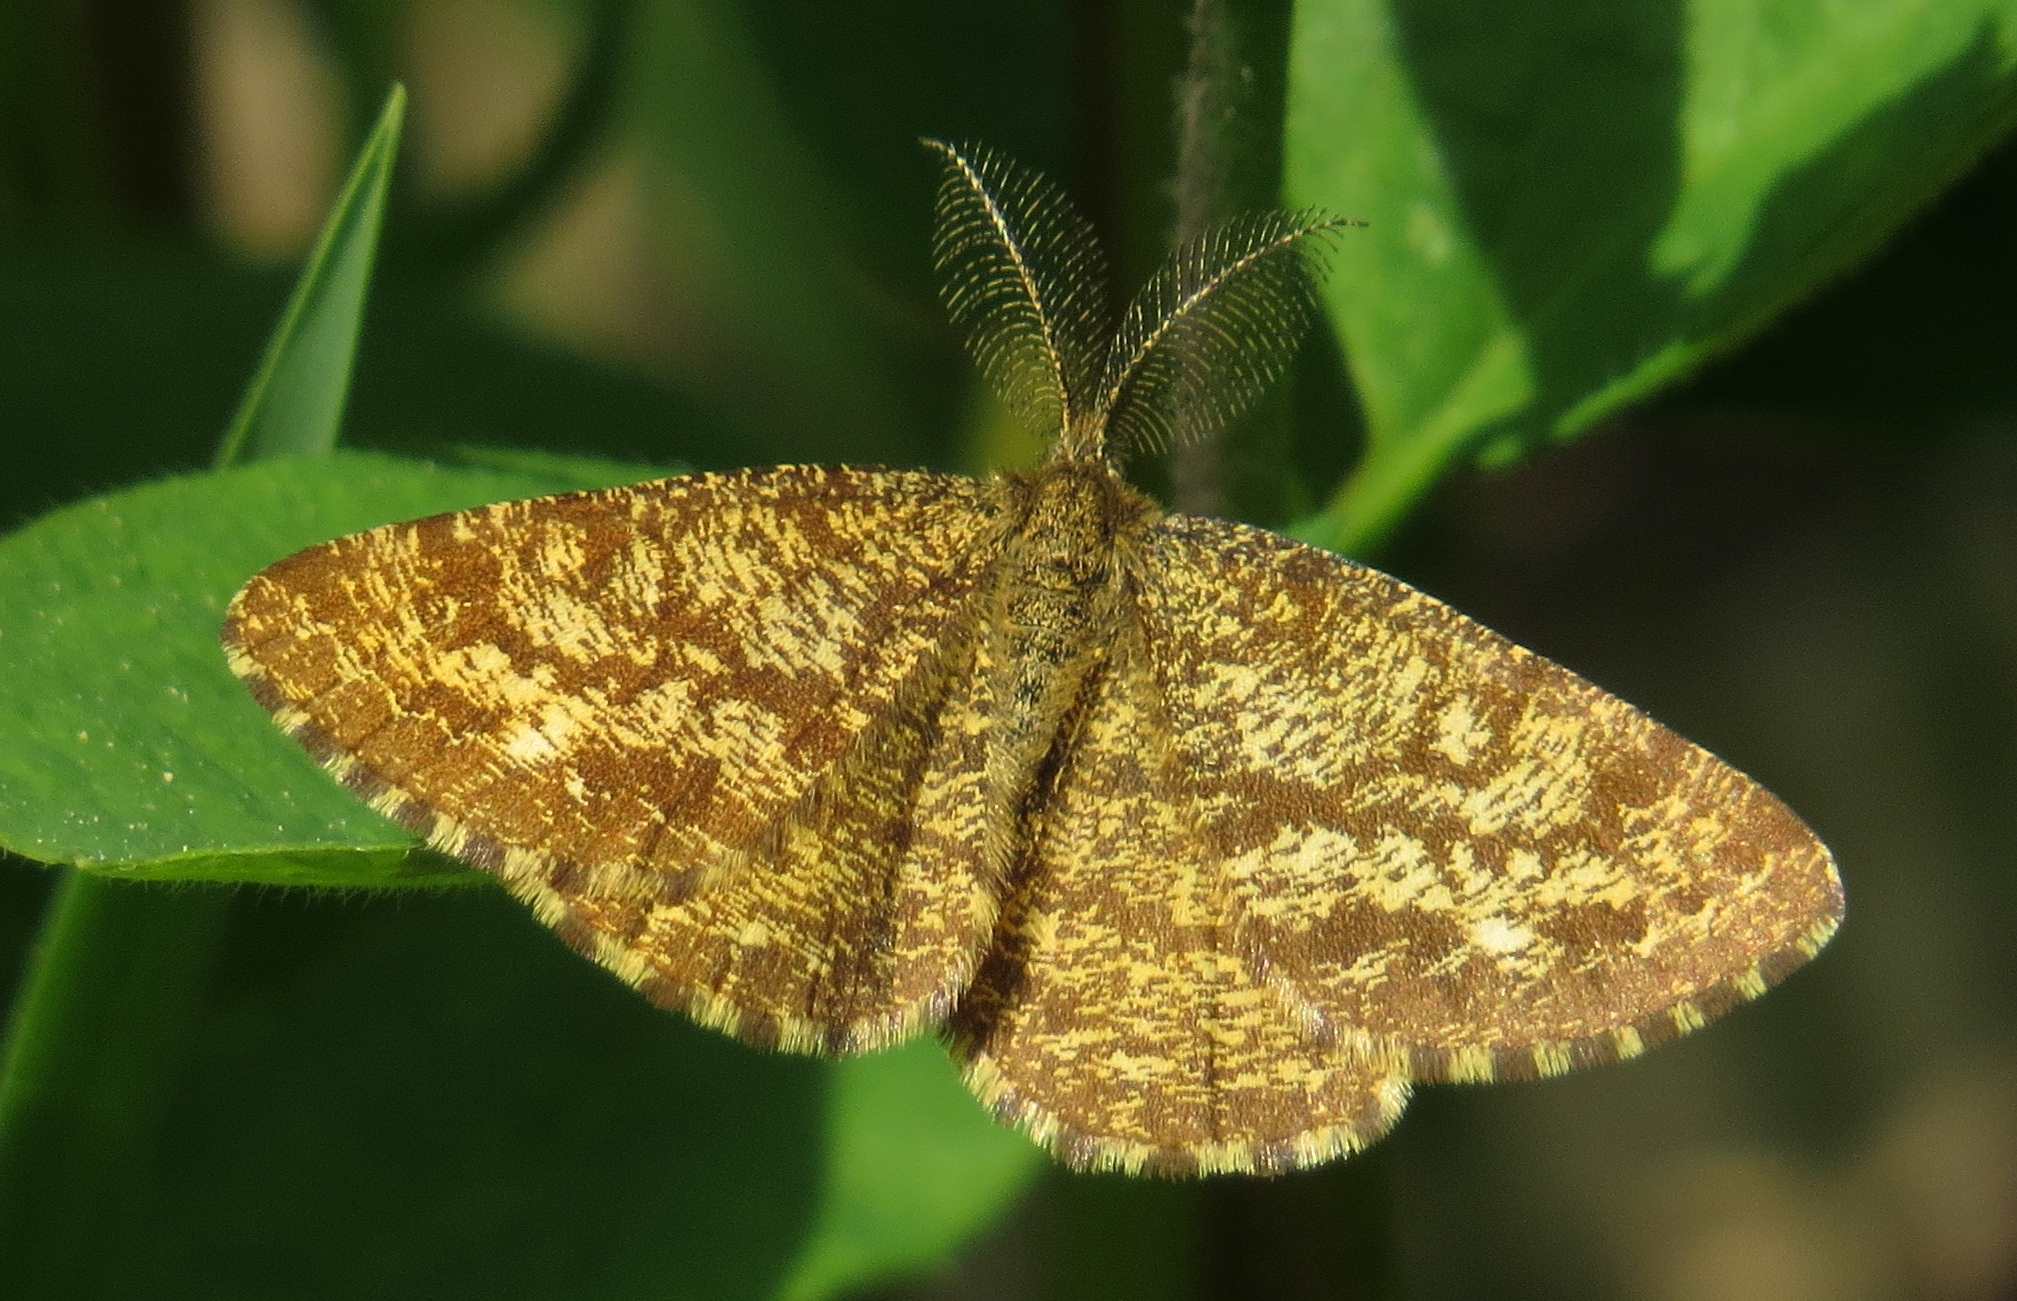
[1167,4,1398,1294]
[1167,0,1294,518]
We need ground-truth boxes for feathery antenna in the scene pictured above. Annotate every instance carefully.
[922,139,1110,444]
[1097,211,1356,459]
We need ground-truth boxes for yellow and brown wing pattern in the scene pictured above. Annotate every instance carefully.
[224,465,1004,905]
[950,629,1410,1175]
[1133,514,1843,1085]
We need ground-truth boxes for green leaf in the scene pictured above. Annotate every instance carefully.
[0,877,1040,1300]
[213,86,405,465]
[0,875,238,1297]
[3,84,431,1301]
[780,1042,1043,1300]
[1285,1,2017,551]
[0,450,658,886]
[0,446,1043,1293]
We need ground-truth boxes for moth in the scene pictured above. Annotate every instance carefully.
[223,140,1843,1176]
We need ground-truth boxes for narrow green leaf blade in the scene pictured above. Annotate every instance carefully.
[1285,2,2017,551]
[213,85,406,466]
[0,450,660,886]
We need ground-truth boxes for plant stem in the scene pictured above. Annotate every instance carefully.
[0,875,234,1294]
[1168,0,1284,516]
[1164,5,1396,1296]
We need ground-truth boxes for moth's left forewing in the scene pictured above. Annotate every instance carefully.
[1133,513,1843,1084]
[223,466,1007,903]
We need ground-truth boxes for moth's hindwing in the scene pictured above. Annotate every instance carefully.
[950,626,1411,1176]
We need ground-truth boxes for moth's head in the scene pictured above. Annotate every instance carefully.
[923,137,1359,476]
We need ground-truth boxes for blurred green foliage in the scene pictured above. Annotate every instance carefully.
[2,2,2015,1299]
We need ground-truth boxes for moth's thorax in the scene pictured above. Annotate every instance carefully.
[987,462,1157,665]
[977,461,1158,831]
[997,459,1157,596]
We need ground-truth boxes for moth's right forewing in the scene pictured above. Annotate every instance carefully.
[224,465,1005,901]
[1132,514,1843,1083]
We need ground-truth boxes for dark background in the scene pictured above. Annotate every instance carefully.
[2,3,2013,1298]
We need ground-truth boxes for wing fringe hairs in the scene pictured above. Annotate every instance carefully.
[223,140,1840,1178]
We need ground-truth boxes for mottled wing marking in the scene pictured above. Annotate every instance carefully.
[949,633,1410,1176]
[1135,515,1844,1084]
[513,629,1000,1055]
[224,466,1003,900]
